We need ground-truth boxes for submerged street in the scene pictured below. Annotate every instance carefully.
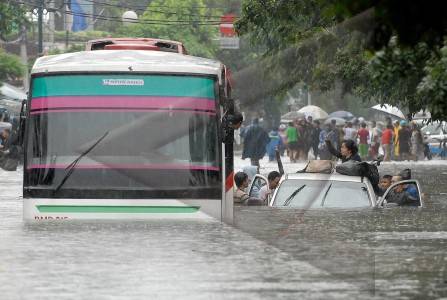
[0,159,446,299]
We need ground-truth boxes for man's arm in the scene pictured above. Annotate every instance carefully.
[325,139,342,159]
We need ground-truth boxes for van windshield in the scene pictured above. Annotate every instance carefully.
[273,179,371,208]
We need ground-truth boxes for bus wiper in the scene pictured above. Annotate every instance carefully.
[321,183,332,207]
[54,131,109,193]
[283,185,306,206]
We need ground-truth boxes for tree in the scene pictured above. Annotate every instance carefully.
[0,49,24,87]
[0,2,26,87]
[117,0,222,58]
[236,0,447,120]
[328,0,447,120]
[0,2,28,41]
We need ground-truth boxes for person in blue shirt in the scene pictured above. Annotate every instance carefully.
[266,128,283,161]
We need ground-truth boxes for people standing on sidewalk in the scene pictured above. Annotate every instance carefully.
[311,120,321,159]
[302,116,314,160]
[241,118,270,168]
[398,121,412,161]
[296,119,307,161]
[381,124,394,161]
[285,121,299,163]
[343,121,357,142]
[357,122,370,160]
[411,122,424,161]
[319,123,337,160]
[278,124,287,156]
[369,121,382,160]
[393,120,401,160]
[266,128,283,162]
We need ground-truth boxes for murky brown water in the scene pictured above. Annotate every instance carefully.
[235,163,447,298]
[0,163,446,299]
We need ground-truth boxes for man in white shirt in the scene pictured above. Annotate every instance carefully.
[259,171,281,204]
[343,121,357,141]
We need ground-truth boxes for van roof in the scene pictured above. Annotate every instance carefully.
[285,173,366,183]
[31,50,223,81]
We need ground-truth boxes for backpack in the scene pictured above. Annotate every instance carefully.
[336,161,380,194]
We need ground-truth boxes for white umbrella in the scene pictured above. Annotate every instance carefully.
[371,104,405,119]
[298,105,329,120]
[0,121,12,132]
[412,110,431,120]
[324,117,346,126]
[0,83,26,100]
[281,111,306,122]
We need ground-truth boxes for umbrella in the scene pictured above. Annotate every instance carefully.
[298,105,329,120]
[324,117,346,126]
[0,83,26,100]
[371,104,405,119]
[0,121,12,132]
[412,110,431,120]
[328,110,354,120]
[281,110,306,122]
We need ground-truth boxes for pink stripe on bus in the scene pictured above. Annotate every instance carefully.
[27,163,220,171]
[31,96,216,111]
[30,109,216,115]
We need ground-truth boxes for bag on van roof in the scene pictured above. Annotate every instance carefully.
[298,160,334,174]
[336,160,380,194]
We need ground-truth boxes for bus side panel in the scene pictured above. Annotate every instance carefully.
[23,199,221,221]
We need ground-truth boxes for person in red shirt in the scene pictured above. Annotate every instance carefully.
[357,123,370,160]
[381,124,394,161]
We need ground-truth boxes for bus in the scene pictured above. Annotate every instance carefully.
[21,48,235,222]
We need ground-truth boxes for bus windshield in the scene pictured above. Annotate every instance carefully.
[25,74,221,199]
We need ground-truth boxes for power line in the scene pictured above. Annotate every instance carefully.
[78,0,230,19]
[10,0,225,26]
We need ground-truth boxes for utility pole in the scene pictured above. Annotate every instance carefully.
[48,0,55,46]
[37,0,44,55]
[19,26,29,90]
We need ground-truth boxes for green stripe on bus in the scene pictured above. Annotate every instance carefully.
[36,205,200,213]
[32,75,215,99]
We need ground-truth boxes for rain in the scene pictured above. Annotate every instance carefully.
[1,1,447,299]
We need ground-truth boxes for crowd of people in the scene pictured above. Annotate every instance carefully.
[240,115,428,166]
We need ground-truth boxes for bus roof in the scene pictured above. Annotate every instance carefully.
[31,50,224,81]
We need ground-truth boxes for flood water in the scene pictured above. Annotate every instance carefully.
[1,160,447,299]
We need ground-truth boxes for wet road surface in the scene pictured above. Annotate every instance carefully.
[234,159,447,298]
[0,160,446,299]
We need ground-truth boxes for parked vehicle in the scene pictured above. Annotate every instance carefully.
[421,121,447,158]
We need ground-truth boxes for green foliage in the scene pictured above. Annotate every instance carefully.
[47,44,84,55]
[417,42,447,120]
[326,0,447,49]
[54,30,112,42]
[0,2,28,39]
[236,0,447,120]
[236,0,332,54]
[0,49,24,83]
[117,0,221,58]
